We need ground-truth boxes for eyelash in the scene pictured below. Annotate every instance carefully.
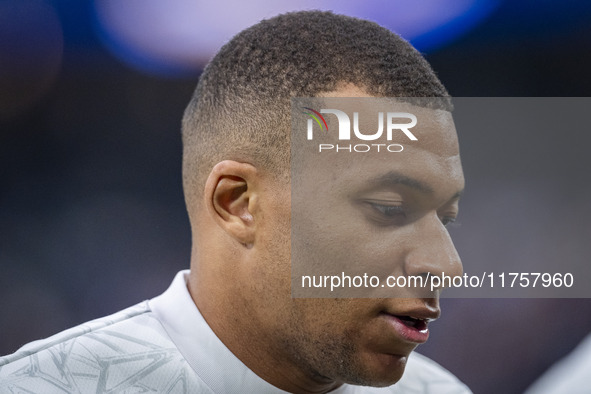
[369,203,457,227]
[366,203,407,226]
[370,204,405,218]
[440,216,456,227]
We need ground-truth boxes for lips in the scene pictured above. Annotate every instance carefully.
[396,315,429,331]
[380,307,439,344]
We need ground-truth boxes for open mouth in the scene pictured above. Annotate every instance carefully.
[380,312,433,343]
[393,315,428,331]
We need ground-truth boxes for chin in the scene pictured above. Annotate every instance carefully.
[339,352,409,387]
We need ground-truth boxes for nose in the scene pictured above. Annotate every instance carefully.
[403,213,463,290]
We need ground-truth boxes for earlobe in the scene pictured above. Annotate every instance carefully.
[205,161,257,246]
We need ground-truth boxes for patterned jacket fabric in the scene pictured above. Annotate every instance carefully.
[0,271,471,393]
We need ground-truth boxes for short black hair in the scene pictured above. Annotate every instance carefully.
[182,10,450,209]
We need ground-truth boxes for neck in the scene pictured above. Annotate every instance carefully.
[188,262,343,394]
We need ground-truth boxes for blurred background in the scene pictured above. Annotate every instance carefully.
[1,1,590,392]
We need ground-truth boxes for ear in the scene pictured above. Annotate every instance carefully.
[204,160,257,247]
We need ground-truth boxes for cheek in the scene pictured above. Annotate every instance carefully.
[293,299,364,342]
[293,197,409,281]
[251,192,292,290]
[290,299,413,384]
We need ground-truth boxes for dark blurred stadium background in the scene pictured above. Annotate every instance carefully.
[1,1,591,393]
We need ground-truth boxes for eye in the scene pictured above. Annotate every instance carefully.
[371,204,405,218]
[440,216,457,227]
[364,202,407,226]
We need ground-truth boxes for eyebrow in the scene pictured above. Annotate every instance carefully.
[368,171,434,194]
[367,171,464,200]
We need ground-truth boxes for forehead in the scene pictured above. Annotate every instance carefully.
[315,84,459,154]
[292,94,464,196]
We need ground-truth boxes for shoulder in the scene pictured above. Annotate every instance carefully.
[1,302,153,366]
[0,302,211,393]
[525,333,591,394]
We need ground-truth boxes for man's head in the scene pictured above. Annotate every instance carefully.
[181,11,450,213]
[182,11,463,392]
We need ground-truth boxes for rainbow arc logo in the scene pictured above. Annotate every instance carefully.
[302,107,328,131]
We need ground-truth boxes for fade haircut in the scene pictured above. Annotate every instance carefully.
[182,10,450,211]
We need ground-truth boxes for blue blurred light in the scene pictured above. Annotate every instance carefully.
[92,0,499,77]
[408,0,500,51]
